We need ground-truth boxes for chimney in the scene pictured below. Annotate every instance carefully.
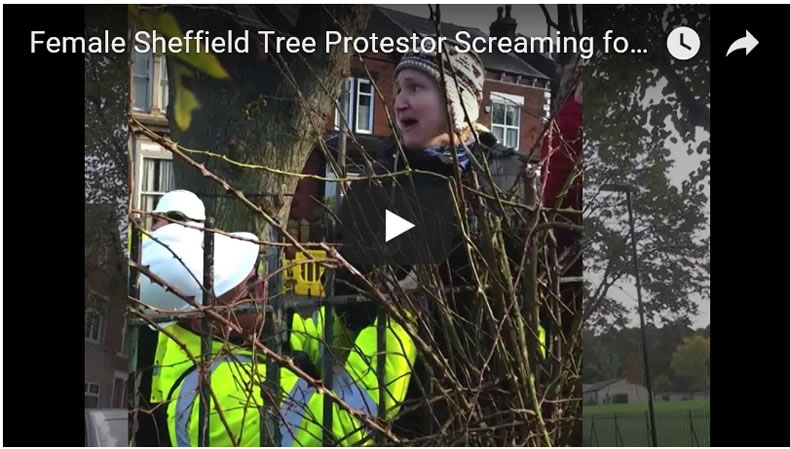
[489,4,517,40]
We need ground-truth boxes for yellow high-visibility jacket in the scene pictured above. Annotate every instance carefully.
[154,307,417,446]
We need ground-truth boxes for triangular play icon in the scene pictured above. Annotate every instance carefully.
[385,209,415,242]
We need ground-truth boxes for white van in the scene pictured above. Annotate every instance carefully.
[85,409,127,447]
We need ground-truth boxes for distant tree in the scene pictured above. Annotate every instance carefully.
[623,347,643,386]
[583,4,710,331]
[583,329,622,383]
[671,336,710,391]
[652,374,673,393]
[646,323,694,385]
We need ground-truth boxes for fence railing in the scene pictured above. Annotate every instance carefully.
[126,218,387,446]
[584,409,710,447]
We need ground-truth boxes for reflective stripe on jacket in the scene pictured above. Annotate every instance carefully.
[155,307,417,446]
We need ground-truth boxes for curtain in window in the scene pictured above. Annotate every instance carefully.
[491,102,520,148]
[492,126,504,143]
[506,128,519,146]
[141,158,174,193]
[159,160,174,193]
[141,158,175,224]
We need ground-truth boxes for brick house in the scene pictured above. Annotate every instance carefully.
[488,5,561,102]
[85,204,129,409]
[125,6,552,239]
[294,6,553,230]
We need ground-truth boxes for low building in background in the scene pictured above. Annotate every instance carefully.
[583,378,650,405]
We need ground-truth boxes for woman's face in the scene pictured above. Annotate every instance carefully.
[394,69,451,151]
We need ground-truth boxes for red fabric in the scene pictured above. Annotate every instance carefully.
[541,91,582,210]
[540,90,583,253]
[539,89,584,329]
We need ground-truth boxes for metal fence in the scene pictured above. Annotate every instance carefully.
[584,409,710,447]
[126,218,389,446]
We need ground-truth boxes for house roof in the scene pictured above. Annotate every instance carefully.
[583,378,621,394]
[515,33,558,61]
[514,33,559,82]
[255,6,550,79]
[376,7,549,80]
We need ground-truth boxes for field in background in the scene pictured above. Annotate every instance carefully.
[584,399,710,415]
[583,400,710,446]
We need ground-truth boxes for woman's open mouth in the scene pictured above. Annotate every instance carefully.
[400,118,418,132]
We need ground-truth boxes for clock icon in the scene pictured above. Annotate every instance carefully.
[680,33,692,50]
[667,26,701,60]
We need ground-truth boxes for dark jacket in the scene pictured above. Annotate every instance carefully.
[329,131,531,438]
[332,131,529,325]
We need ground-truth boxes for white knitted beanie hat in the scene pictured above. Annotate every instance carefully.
[394,39,485,133]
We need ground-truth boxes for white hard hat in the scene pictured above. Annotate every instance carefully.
[138,224,259,311]
[153,190,206,223]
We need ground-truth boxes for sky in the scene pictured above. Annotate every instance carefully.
[387,4,710,329]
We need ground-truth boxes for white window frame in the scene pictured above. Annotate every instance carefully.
[111,371,129,408]
[85,293,107,344]
[334,77,354,132]
[490,92,523,149]
[136,146,175,228]
[159,55,169,113]
[354,78,374,134]
[333,77,374,135]
[132,49,153,112]
[85,382,101,408]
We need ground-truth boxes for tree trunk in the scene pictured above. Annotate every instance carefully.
[166,5,372,238]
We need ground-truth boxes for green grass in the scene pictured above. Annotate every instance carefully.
[584,399,710,415]
[583,401,710,446]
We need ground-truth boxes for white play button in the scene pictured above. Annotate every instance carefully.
[385,209,415,242]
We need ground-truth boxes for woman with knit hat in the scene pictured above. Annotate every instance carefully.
[331,40,543,439]
[391,41,488,174]
[332,42,497,308]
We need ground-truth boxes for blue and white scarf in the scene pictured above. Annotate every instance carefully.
[422,139,474,170]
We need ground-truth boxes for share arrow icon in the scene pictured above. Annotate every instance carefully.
[385,210,415,242]
[726,30,758,57]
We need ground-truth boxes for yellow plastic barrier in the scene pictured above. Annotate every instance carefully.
[281,250,326,298]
